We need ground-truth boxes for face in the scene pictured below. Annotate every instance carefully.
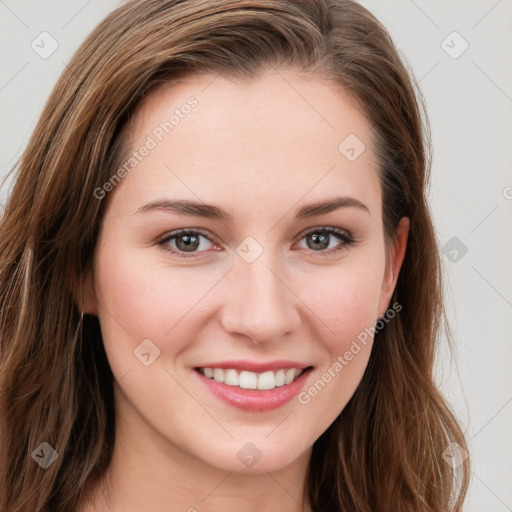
[84,68,408,475]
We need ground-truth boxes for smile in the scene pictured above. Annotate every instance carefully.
[197,367,307,390]
[193,363,314,411]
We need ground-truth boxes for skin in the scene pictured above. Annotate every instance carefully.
[79,68,409,512]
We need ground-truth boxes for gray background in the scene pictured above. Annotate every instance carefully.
[1,1,511,510]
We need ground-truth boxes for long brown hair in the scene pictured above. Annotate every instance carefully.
[0,1,470,510]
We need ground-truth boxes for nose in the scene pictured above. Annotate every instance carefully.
[219,252,301,345]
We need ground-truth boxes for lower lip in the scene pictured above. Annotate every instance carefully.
[194,368,312,412]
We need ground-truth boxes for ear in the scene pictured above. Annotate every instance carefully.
[71,269,99,316]
[81,270,99,316]
[378,217,409,316]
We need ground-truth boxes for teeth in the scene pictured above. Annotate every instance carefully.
[275,369,285,386]
[257,371,275,390]
[224,369,239,386]
[285,368,296,385]
[213,368,225,383]
[200,367,305,390]
[239,370,257,389]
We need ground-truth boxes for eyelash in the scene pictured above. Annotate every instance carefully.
[156,227,356,259]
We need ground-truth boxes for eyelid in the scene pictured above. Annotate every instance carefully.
[156,227,218,245]
[293,225,353,244]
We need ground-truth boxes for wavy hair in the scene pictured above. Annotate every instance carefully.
[0,0,470,510]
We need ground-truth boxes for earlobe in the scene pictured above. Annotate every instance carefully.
[379,217,410,314]
[78,270,99,316]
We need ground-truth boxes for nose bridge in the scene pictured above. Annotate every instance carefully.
[220,247,299,342]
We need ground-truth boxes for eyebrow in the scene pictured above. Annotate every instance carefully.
[134,195,370,220]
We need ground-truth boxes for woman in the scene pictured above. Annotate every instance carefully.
[0,0,470,510]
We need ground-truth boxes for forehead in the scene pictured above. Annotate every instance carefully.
[113,69,380,216]
[128,68,373,146]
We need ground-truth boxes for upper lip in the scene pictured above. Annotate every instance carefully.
[194,360,312,372]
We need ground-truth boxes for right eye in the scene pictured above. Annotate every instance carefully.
[157,228,219,258]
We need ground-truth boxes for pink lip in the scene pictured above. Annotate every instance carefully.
[193,367,313,412]
[194,359,310,372]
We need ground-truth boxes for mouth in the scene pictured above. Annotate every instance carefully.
[195,366,311,390]
[193,362,314,411]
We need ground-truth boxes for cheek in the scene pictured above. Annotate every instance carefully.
[299,262,384,348]
[93,244,219,364]
[290,264,383,439]
[93,245,167,368]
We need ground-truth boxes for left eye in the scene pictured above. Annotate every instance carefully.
[294,227,354,254]
[157,227,354,258]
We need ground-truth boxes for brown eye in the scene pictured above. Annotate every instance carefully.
[296,227,354,255]
[174,233,201,252]
[158,229,216,258]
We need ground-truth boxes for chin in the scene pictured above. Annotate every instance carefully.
[200,439,310,475]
